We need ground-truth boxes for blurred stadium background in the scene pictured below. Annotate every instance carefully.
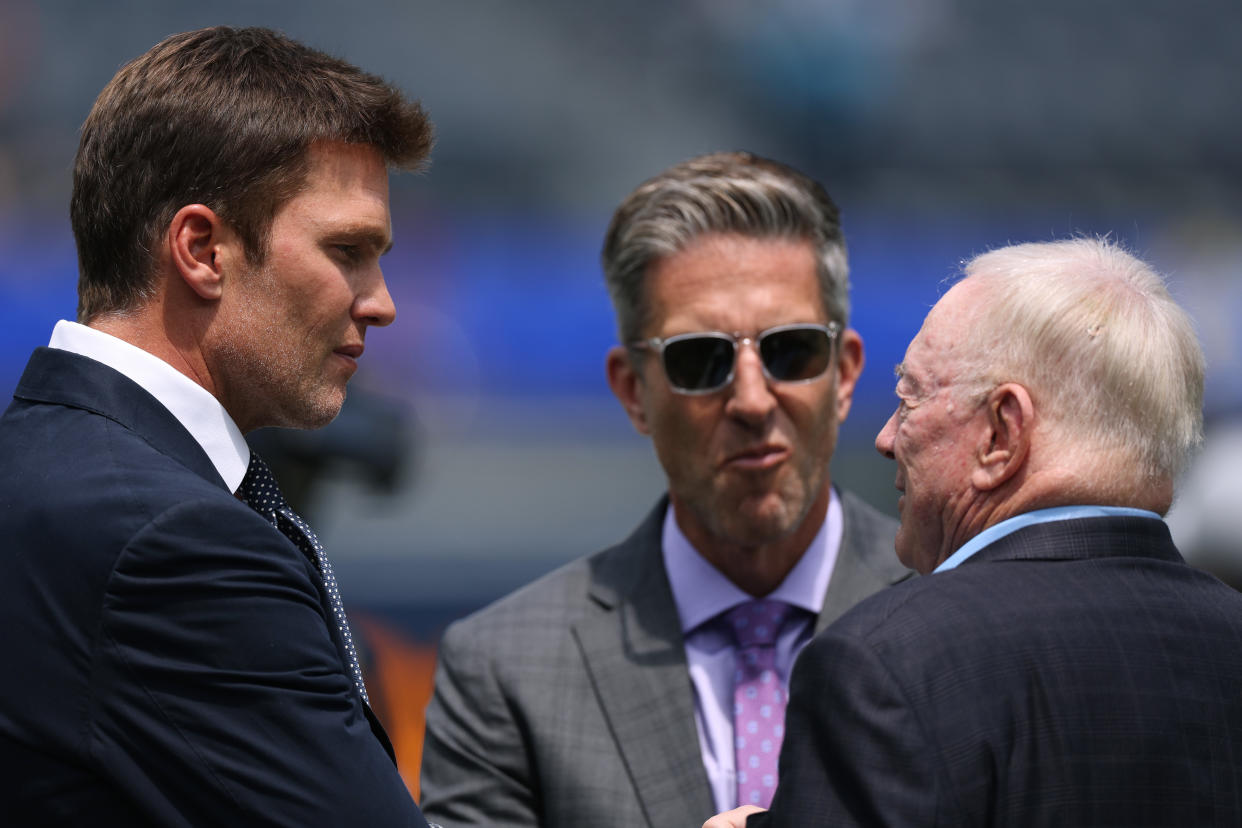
[2,0,1239,791]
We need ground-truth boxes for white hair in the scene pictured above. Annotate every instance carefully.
[960,237,1204,483]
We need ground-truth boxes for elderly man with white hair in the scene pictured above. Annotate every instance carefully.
[707,237,1242,828]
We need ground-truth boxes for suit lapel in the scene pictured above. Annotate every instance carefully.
[14,347,226,490]
[573,501,715,828]
[816,490,909,634]
[15,348,401,760]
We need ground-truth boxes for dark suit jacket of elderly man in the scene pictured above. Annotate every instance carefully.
[0,348,428,826]
[419,490,909,828]
[749,515,1242,828]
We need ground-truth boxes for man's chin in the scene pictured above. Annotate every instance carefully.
[270,391,345,431]
[894,533,934,575]
[717,495,801,546]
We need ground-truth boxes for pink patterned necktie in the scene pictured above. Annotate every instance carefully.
[726,599,794,809]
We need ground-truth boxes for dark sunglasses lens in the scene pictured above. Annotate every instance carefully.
[760,328,832,381]
[663,336,735,391]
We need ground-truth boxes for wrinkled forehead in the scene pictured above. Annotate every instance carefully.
[903,279,986,384]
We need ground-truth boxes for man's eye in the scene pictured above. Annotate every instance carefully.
[333,244,360,261]
[895,392,917,420]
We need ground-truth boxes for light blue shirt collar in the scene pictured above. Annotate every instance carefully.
[934,505,1164,573]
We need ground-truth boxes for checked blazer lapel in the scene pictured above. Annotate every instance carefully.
[572,500,715,828]
[815,490,913,634]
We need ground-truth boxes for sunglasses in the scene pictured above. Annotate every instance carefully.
[632,322,841,395]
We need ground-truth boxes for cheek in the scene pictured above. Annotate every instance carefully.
[901,427,965,507]
[893,420,917,464]
[784,386,837,440]
[899,412,944,463]
[647,402,712,469]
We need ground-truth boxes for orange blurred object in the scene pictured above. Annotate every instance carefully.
[355,614,440,800]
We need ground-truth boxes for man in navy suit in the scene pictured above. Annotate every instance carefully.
[0,27,436,825]
[707,238,1242,827]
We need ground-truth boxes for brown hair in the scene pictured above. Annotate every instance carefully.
[71,26,433,323]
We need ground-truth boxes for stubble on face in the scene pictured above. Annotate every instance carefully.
[640,234,845,556]
[211,259,350,432]
[205,141,392,433]
[669,389,837,550]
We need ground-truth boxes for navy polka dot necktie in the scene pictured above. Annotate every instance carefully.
[237,451,370,707]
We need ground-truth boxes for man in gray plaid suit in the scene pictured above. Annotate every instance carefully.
[420,152,912,828]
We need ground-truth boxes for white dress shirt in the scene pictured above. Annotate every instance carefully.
[48,319,249,491]
[663,488,844,812]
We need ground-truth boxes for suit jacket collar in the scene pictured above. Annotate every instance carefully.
[816,490,912,634]
[13,347,399,762]
[13,347,226,491]
[574,496,713,828]
[964,514,1183,567]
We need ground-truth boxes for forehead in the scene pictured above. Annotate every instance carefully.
[901,279,982,386]
[644,233,825,334]
[273,141,392,238]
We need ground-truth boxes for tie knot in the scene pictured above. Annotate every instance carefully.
[237,451,288,523]
[724,599,793,649]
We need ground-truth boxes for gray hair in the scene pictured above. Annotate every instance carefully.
[960,237,1205,482]
[601,151,849,343]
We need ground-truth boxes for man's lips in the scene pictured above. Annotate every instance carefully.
[723,444,789,470]
[333,344,364,370]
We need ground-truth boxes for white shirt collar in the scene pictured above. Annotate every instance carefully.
[663,487,844,634]
[48,320,250,491]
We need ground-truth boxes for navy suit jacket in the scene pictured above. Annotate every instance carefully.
[753,516,1242,827]
[0,347,427,826]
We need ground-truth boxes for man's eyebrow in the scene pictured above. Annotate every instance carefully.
[894,363,923,396]
[333,224,393,255]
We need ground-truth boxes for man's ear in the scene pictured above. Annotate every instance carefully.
[167,204,234,301]
[833,328,864,423]
[606,345,652,436]
[971,382,1033,491]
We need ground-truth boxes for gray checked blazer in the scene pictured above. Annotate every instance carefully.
[419,489,910,828]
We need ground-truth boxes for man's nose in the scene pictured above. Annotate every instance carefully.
[724,340,776,425]
[354,266,397,328]
[875,409,898,459]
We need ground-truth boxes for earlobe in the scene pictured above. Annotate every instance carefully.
[606,346,651,436]
[971,383,1033,491]
[168,204,229,301]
